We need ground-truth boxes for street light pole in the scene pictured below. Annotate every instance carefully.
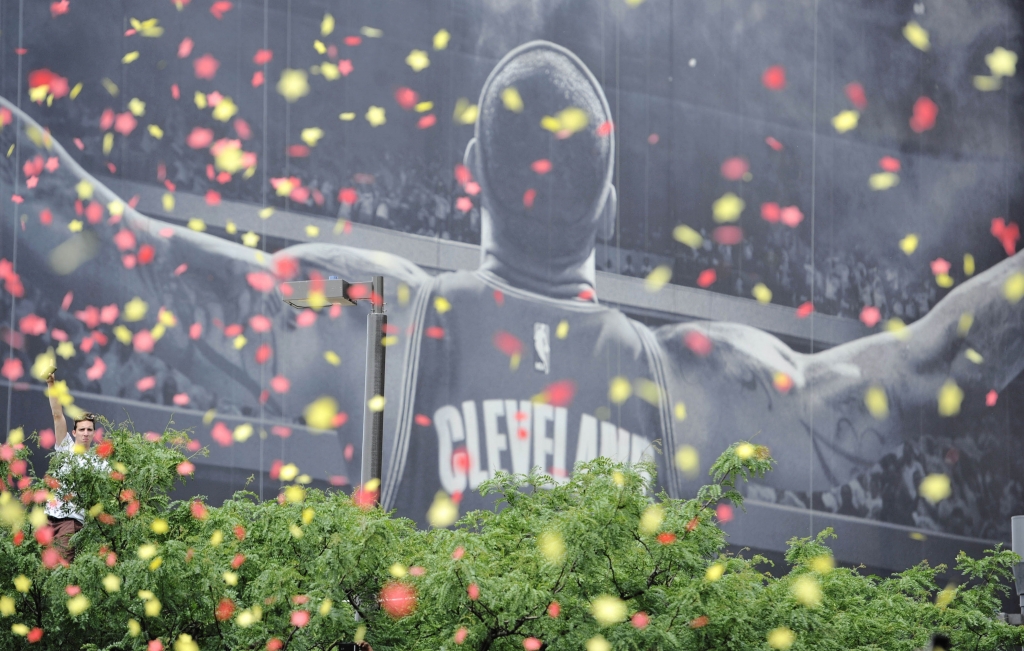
[281,274,386,505]
[361,275,386,493]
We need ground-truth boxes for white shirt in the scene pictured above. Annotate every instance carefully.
[44,435,109,522]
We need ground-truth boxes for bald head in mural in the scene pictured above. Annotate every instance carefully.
[2,41,1023,524]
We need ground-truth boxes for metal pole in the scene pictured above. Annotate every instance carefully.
[361,276,386,502]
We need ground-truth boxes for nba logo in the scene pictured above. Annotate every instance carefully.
[533,323,550,374]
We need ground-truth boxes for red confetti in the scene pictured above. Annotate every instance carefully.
[138,245,155,265]
[253,49,273,65]
[417,114,437,129]
[773,373,794,393]
[191,501,209,520]
[930,258,951,276]
[255,344,272,364]
[133,330,154,353]
[177,38,194,59]
[531,159,552,174]
[523,188,536,208]
[859,305,881,328]
[337,59,353,76]
[39,429,55,449]
[455,197,473,212]
[246,271,276,292]
[720,157,749,181]
[684,331,713,357]
[414,414,432,427]
[631,612,650,629]
[845,81,868,110]
[761,202,780,223]
[716,503,733,522]
[493,331,523,357]
[991,217,1019,256]
[193,54,220,80]
[234,525,246,541]
[690,615,709,628]
[455,627,469,644]
[35,526,54,546]
[177,461,195,475]
[712,226,743,245]
[547,601,560,617]
[657,532,676,545]
[762,65,786,91]
[542,380,576,407]
[425,326,445,339]
[251,71,264,88]
[187,127,214,149]
[1,358,23,381]
[50,0,68,16]
[40,208,53,226]
[452,546,465,560]
[344,35,362,47]
[216,598,235,621]
[344,444,354,461]
[696,269,717,288]
[796,302,814,318]
[780,206,804,228]
[909,96,938,133]
[523,639,541,651]
[19,314,46,336]
[267,639,283,651]
[27,627,43,643]
[95,440,114,458]
[467,583,480,600]
[986,390,998,407]
[493,290,504,306]
[454,164,472,185]
[647,133,659,145]
[879,156,901,173]
[209,0,233,19]
[597,120,614,137]
[296,310,316,327]
[380,582,417,618]
[394,87,419,110]
[211,422,233,447]
[270,376,290,394]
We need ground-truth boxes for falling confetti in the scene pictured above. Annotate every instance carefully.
[903,21,930,51]
[898,234,919,255]
[768,627,795,650]
[791,575,822,607]
[712,192,745,223]
[832,110,859,133]
[919,473,951,503]
[590,595,627,627]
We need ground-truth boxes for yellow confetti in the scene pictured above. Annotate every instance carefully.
[211,97,238,122]
[414,101,433,113]
[151,519,169,534]
[301,127,324,147]
[920,473,951,503]
[539,530,565,563]
[810,554,834,574]
[122,297,148,322]
[639,504,664,535]
[319,600,332,616]
[149,556,163,571]
[137,544,157,560]
[259,207,274,219]
[903,21,930,51]
[712,192,745,223]
[67,594,90,616]
[388,563,407,579]
[102,77,119,96]
[406,49,430,72]
[145,599,161,617]
[210,530,223,546]
[113,325,132,345]
[320,13,335,36]
[162,193,176,212]
[501,87,524,113]
[869,172,899,190]
[148,124,164,139]
[360,26,383,38]
[233,423,253,442]
[11,624,29,636]
[936,584,956,609]
[54,340,75,360]
[175,634,199,651]
[898,234,919,255]
[365,106,387,127]
[0,596,14,616]
[964,348,983,364]
[122,51,140,64]
[67,219,84,233]
[673,402,687,421]
[935,273,954,288]
[586,636,610,651]
[194,91,207,109]
[70,82,83,99]
[427,491,459,527]
[277,69,310,102]
[556,320,569,339]
[791,575,822,607]
[128,619,141,637]
[705,563,725,582]
[957,313,973,336]
[76,179,94,200]
[644,265,672,292]
[241,231,260,247]
[831,110,860,133]
[223,571,238,586]
[974,76,1002,92]
[963,254,975,277]
[128,98,146,116]
[540,107,589,135]
[323,351,341,365]
[675,445,699,477]
[339,112,355,121]
[305,225,320,238]
[735,443,755,459]
[768,627,795,650]
[276,463,298,482]
[590,595,627,627]
[673,224,703,249]
[864,385,889,419]
[937,379,963,417]
[434,296,452,313]
[751,283,772,304]
[8,427,25,446]
[320,61,340,80]
[304,396,338,430]
[453,98,478,125]
[103,574,121,593]
[433,28,450,50]
[13,575,31,593]
[368,395,386,412]
[986,46,1017,77]
[301,507,315,524]
[608,376,632,404]
[1004,273,1024,303]
[102,132,114,155]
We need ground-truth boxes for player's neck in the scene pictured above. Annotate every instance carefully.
[479,219,598,300]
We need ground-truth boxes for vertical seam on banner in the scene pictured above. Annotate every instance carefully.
[257,0,270,501]
[5,0,24,434]
[636,324,677,496]
[808,0,820,537]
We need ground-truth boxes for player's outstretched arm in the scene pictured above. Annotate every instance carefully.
[655,251,1024,493]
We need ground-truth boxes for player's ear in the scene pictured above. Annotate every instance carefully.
[596,185,617,241]
[463,138,481,181]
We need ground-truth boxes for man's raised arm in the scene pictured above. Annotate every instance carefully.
[655,252,1024,493]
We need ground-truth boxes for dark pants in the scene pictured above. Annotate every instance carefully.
[48,516,83,563]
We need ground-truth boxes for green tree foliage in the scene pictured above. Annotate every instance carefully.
[0,426,1022,650]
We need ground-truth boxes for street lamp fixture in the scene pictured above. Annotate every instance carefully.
[281,275,387,504]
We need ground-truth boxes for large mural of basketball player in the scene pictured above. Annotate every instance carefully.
[1,41,1022,527]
